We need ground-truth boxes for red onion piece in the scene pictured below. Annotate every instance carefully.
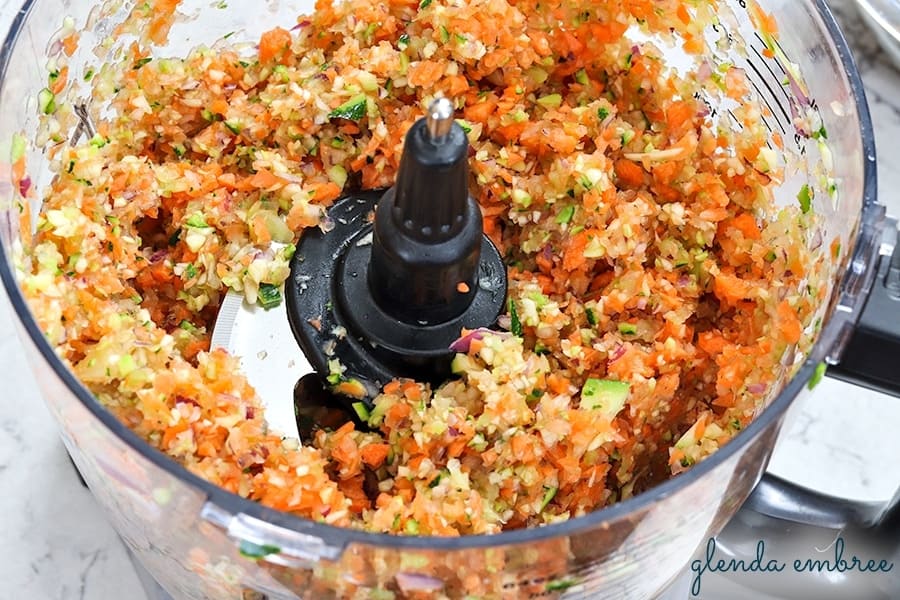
[785,70,809,107]
[175,395,200,408]
[449,327,510,353]
[697,61,712,83]
[747,382,767,394]
[395,573,444,593]
[541,243,554,263]
[609,344,626,363]
[18,176,31,197]
[810,228,823,251]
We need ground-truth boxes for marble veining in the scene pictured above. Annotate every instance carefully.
[1,1,900,599]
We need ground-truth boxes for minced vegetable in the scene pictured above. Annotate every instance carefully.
[19,0,827,539]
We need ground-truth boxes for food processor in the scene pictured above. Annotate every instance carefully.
[0,0,898,599]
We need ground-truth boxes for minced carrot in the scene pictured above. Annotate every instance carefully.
[361,443,391,468]
[23,0,820,550]
[615,158,645,188]
[259,27,293,64]
[777,300,802,344]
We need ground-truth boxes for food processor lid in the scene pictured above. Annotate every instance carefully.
[0,0,883,552]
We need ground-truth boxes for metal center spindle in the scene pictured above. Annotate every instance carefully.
[425,97,454,142]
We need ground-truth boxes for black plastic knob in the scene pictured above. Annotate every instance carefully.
[369,99,482,325]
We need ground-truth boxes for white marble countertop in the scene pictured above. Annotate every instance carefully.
[1,1,900,599]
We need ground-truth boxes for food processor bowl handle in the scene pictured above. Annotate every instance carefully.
[827,225,900,395]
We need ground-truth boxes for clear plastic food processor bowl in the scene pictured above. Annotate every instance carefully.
[0,0,884,599]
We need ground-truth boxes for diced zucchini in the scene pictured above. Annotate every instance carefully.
[583,236,605,259]
[555,205,575,224]
[263,213,293,244]
[238,540,281,559]
[328,164,348,189]
[179,320,199,332]
[10,133,26,163]
[117,354,137,377]
[512,188,532,209]
[257,283,282,309]
[525,66,549,85]
[38,88,56,115]
[797,184,812,214]
[537,94,562,109]
[328,94,368,121]
[455,119,473,134]
[675,424,698,450]
[526,290,549,308]
[326,358,344,385]
[540,485,557,511]
[579,378,629,417]
[186,213,211,229]
[468,433,488,451]
[508,299,523,337]
[617,322,637,335]
[357,71,378,92]
[450,354,472,374]
[368,398,391,426]
[807,362,826,390]
[224,120,242,135]
[352,402,370,421]
[546,579,577,592]
[755,147,777,173]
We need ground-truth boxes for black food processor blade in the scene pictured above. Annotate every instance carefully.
[211,99,508,438]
